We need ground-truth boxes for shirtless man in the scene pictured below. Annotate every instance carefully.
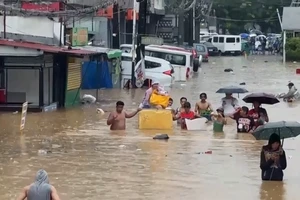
[17,169,60,200]
[195,93,213,120]
[107,101,141,130]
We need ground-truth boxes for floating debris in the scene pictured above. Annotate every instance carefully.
[224,68,233,72]
[96,108,105,115]
[153,134,169,140]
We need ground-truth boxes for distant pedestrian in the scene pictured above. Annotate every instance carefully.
[244,42,251,58]
[255,39,261,54]
[17,169,60,200]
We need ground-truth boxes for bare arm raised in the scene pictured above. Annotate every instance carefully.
[125,108,142,118]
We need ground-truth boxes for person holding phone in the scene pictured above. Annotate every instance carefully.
[260,133,287,181]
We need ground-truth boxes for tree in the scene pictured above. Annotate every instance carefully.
[213,0,291,34]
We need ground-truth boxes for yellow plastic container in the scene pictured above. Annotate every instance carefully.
[139,109,173,130]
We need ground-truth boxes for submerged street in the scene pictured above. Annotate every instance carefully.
[0,56,300,200]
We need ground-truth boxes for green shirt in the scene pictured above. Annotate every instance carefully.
[213,120,224,132]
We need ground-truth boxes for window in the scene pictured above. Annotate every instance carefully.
[120,47,132,53]
[145,61,161,69]
[195,45,205,52]
[213,37,218,43]
[236,37,240,43]
[207,38,212,42]
[145,50,186,66]
[219,37,224,43]
[226,37,235,43]
[121,56,132,61]
[190,55,193,67]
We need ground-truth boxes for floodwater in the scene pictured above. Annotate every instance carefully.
[0,55,300,200]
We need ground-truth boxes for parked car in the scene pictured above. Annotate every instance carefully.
[207,35,242,55]
[146,45,193,81]
[180,45,201,72]
[120,44,135,54]
[156,44,200,73]
[121,53,175,88]
[200,41,219,56]
[193,43,209,62]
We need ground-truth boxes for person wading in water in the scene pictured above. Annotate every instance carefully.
[195,93,213,120]
[107,101,141,130]
[17,169,60,200]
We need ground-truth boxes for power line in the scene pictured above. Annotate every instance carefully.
[204,15,279,22]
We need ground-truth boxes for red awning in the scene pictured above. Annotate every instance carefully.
[0,40,100,56]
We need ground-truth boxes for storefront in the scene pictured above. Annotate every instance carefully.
[79,46,122,90]
[0,40,101,112]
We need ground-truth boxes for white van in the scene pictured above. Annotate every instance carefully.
[145,45,193,81]
[121,53,174,88]
[208,35,242,55]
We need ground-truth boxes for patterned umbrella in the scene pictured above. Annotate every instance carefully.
[243,93,280,105]
[216,86,248,94]
[253,121,300,140]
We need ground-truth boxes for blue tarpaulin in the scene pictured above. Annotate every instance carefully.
[81,61,113,89]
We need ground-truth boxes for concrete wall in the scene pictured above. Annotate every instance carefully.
[0,16,64,45]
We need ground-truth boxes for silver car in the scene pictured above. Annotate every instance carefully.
[193,43,209,62]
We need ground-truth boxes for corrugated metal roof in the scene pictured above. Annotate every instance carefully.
[0,40,100,56]
[282,7,300,31]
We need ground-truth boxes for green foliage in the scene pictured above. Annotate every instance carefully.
[286,37,300,61]
[213,0,291,34]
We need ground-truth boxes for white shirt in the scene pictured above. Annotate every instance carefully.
[255,41,261,49]
[221,97,239,116]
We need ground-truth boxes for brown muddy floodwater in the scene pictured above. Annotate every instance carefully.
[0,56,300,200]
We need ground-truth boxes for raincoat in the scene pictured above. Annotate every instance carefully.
[260,134,287,181]
[27,169,52,200]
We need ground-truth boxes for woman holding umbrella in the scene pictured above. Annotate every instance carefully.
[243,93,279,127]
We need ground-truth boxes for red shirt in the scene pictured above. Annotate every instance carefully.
[180,111,195,129]
[180,111,195,119]
[248,108,267,128]
[248,108,267,120]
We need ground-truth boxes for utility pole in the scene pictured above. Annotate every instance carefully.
[192,2,195,43]
[188,8,193,45]
[3,7,6,39]
[112,3,119,49]
[118,4,121,45]
[178,12,184,45]
[130,1,138,88]
[136,0,147,64]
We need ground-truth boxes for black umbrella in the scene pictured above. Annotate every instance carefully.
[243,93,280,105]
[216,86,248,94]
[253,121,300,145]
